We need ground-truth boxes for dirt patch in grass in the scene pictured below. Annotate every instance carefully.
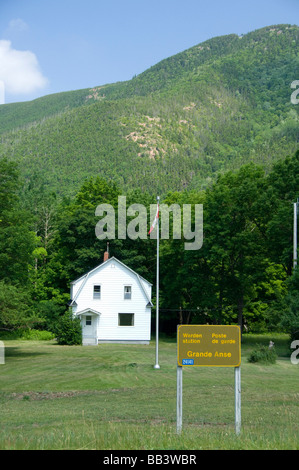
[9,391,91,401]
[7,388,130,401]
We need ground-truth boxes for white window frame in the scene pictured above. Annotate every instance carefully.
[124,285,132,300]
[93,284,101,299]
[118,313,134,327]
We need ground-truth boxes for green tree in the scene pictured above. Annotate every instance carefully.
[204,164,280,331]
[0,281,35,330]
[0,158,38,329]
[265,150,299,274]
[280,269,299,342]
[45,177,123,299]
[158,190,210,330]
[0,158,36,286]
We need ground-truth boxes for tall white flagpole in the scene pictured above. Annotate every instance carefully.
[154,196,160,369]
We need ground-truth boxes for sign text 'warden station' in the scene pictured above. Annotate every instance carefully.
[177,325,241,367]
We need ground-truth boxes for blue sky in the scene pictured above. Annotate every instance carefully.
[0,0,298,103]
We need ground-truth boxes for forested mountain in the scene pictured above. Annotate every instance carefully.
[0,24,298,197]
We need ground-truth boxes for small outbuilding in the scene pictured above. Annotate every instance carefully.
[69,252,152,345]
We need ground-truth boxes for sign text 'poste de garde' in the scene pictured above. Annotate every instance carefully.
[177,325,241,367]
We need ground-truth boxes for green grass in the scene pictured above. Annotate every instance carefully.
[0,334,298,450]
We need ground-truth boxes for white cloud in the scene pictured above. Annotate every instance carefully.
[0,40,48,98]
[7,18,29,33]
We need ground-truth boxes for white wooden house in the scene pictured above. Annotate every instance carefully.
[69,254,152,345]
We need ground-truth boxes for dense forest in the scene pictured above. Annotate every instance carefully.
[0,24,298,342]
[0,150,298,341]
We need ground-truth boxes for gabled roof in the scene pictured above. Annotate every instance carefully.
[70,256,153,307]
[75,308,101,317]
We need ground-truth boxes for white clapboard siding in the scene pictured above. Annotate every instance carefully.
[70,257,152,344]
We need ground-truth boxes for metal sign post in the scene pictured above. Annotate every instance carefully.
[235,366,241,435]
[177,325,241,435]
[176,365,183,434]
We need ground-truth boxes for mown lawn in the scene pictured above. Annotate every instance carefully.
[0,333,298,450]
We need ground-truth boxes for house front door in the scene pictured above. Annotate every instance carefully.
[82,314,97,345]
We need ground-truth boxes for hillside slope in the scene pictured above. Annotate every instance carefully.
[0,24,298,196]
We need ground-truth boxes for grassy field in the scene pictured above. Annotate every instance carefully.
[0,333,298,450]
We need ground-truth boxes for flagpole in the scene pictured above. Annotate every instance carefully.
[154,195,160,369]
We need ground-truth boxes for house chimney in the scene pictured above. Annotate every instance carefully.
[103,242,109,262]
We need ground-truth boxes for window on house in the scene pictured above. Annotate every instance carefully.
[86,316,92,326]
[93,285,101,299]
[118,313,134,326]
[124,285,132,300]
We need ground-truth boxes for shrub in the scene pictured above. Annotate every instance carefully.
[248,344,277,364]
[53,312,82,345]
[19,329,55,341]
[0,328,55,340]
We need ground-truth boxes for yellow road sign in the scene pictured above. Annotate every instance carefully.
[177,325,241,367]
